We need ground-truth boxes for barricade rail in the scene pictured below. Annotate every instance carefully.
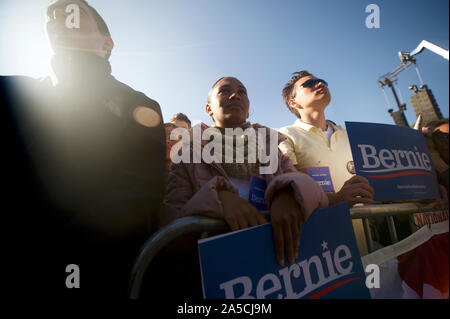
[128,202,442,299]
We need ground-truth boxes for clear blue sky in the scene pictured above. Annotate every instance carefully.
[1,0,448,129]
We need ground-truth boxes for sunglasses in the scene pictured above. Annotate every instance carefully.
[299,78,328,88]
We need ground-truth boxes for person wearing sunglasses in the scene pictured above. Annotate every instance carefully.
[278,70,374,256]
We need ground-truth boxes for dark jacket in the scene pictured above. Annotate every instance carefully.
[1,52,166,297]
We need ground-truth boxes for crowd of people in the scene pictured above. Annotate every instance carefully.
[1,0,447,298]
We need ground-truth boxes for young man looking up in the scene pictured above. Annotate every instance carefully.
[278,71,374,256]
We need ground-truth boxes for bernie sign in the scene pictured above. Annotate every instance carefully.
[345,122,440,201]
[198,203,370,299]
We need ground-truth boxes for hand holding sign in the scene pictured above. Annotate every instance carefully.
[218,190,267,231]
[198,203,371,299]
[270,189,304,266]
[427,184,449,211]
[329,175,375,207]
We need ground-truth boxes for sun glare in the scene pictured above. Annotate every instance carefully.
[0,1,52,79]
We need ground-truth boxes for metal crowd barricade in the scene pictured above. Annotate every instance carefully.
[351,202,440,253]
[128,202,439,299]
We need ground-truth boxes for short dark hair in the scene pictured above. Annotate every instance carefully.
[207,76,227,104]
[206,77,243,122]
[281,70,312,119]
[169,113,191,127]
[47,0,112,59]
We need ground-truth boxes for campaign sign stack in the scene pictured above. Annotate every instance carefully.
[198,203,371,299]
[345,122,440,201]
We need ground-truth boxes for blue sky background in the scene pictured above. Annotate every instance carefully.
[1,0,448,129]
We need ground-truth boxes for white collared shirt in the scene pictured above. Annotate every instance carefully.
[278,119,353,192]
[279,119,368,256]
[323,123,335,142]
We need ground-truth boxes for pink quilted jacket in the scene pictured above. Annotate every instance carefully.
[161,123,328,226]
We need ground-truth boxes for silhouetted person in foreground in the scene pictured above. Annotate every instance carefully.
[1,0,165,297]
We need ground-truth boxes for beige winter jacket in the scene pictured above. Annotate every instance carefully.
[161,123,329,227]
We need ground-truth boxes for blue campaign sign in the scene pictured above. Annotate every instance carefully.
[198,203,370,299]
[248,176,268,210]
[307,166,335,192]
[345,121,440,201]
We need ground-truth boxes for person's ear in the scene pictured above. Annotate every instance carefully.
[289,99,304,111]
[289,99,297,108]
[206,103,213,117]
[103,36,114,52]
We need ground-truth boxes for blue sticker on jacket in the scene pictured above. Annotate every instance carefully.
[307,166,335,192]
[248,176,267,211]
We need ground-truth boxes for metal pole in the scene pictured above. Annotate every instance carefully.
[409,214,419,233]
[386,216,399,244]
[381,87,392,109]
[350,202,440,218]
[414,64,424,86]
[362,218,374,254]
[388,81,402,109]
